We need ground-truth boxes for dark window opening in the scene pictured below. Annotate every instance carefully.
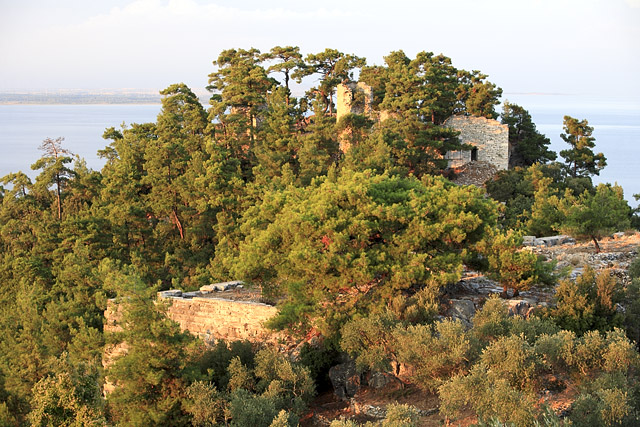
[471,147,478,161]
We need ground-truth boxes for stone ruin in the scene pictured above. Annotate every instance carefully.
[444,115,509,171]
[103,281,279,394]
[336,82,374,122]
[335,82,510,172]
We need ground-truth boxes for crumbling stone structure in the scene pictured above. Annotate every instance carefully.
[157,291,279,343]
[102,284,279,394]
[104,285,278,345]
[336,82,374,122]
[335,82,510,172]
[444,115,509,171]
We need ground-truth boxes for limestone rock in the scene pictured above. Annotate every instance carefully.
[329,361,362,400]
[200,280,244,293]
[157,289,182,298]
[446,299,476,325]
[505,299,534,317]
[366,371,392,389]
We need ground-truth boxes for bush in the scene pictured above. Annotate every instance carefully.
[340,313,401,373]
[382,403,420,426]
[183,381,225,426]
[394,319,475,391]
[228,389,281,427]
[438,366,539,427]
[479,335,541,391]
[549,267,624,335]
[472,295,511,344]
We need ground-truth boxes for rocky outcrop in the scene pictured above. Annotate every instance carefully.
[329,361,362,400]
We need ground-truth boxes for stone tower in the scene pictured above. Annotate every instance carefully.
[336,82,374,152]
[444,115,509,171]
[336,82,373,122]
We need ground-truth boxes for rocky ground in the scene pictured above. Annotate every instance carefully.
[305,232,640,426]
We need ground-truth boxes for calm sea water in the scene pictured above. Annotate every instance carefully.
[0,98,638,206]
[504,94,640,207]
[0,104,161,179]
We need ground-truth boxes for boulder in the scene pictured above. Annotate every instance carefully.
[329,361,362,400]
[366,371,392,389]
[157,289,182,298]
[200,280,244,293]
[505,299,534,317]
[446,299,476,325]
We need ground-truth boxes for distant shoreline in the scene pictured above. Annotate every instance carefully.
[0,94,162,105]
[0,91,213,106]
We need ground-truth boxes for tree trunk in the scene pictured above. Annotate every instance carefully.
[55,173,62,220]
[591,235,601,253]
[173,210,184,240]
[501,285,509,298]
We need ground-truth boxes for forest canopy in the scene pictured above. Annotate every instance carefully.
[0,46,637,426]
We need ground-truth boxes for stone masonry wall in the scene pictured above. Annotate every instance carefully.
[444,115,509,171]
[161,295,279,343]
[102,292,278,394]
[104,293,279,344]
[336,82,373,122]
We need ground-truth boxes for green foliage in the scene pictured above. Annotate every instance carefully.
[548,267,624,335]
[381,403,420,426]
[340,313,401,373]
[394,320,475,391]
[194,340,255,391]
[560,184,631,253]
[103,263,196,426]
[228,389,283,427]
[501,101,556,168]
[559,115,607,178]
[27,359,105,427]
[234,170,496,336]
[439,364,539,426]
[479,229,542,296]
[472,295,512,343]
[183,381,225,427]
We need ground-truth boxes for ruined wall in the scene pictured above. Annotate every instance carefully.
[336,82,373,122]
[103,291,278,394]
[444,115,509,171]
[104,292,279,344]
[160,294,279,343]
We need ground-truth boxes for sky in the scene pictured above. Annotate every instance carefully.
[1,0,639,99]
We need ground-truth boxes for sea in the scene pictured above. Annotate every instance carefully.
[0,95,638,207]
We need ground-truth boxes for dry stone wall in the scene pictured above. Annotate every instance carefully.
[160,294,279,343]
[444,115,509,170]
[103,290,279,345]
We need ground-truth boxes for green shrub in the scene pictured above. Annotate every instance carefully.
[438,366,538,427]
[395,319,475,391]
[549,267,623,335]
[479,335,541,391]
[340,313,401,372]
[382,403,420,426]
[228,389,281,427]
[472,295,511,344]
[183,381,225,426]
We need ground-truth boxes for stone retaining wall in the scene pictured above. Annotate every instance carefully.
[104,293,279,344]
[161,295,279,343]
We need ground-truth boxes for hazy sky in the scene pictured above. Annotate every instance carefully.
[1,0,639,98]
